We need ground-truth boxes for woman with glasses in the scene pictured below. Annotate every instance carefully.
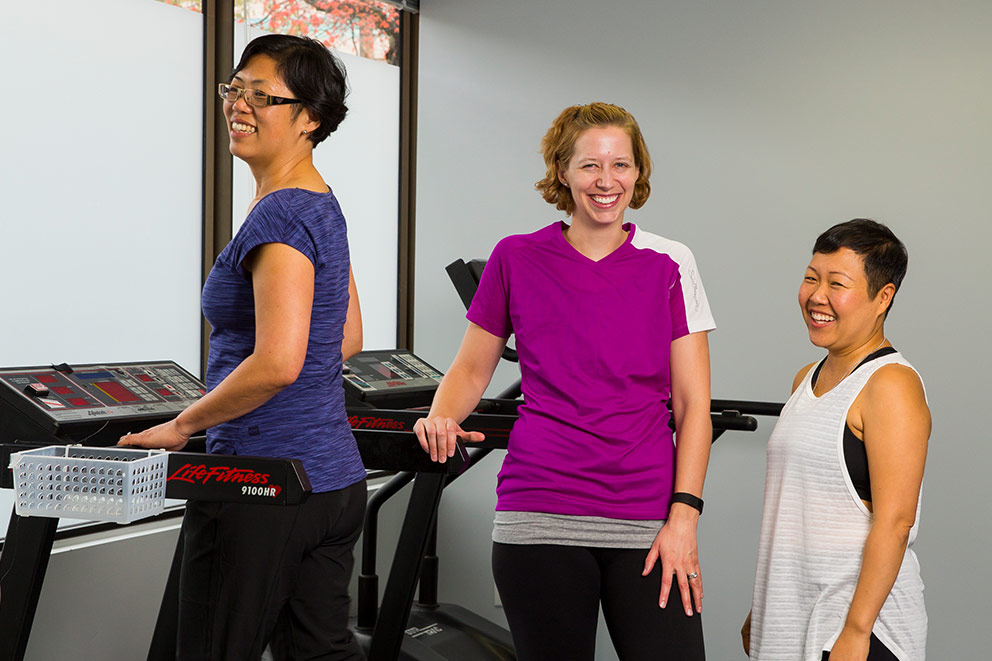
[742,220,930,661]
[414,102,714,660]
[123,34,366,660]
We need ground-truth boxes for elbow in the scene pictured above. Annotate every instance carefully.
[352,327,363,354]
[271,363,303,390]
[342,329,363,363]
[872,514,916,546]
[672,397,712,429]
[259,354,304,391]
[275,371,301,390]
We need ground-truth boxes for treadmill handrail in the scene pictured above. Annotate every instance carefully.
[710,399,784,417]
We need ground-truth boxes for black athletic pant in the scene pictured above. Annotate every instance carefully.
[176,480,366,661]
[821,633,899,660]
[492,542,705,661]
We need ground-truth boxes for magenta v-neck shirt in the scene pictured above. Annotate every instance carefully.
[468,222,715,519]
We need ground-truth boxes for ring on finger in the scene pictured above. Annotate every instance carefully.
[687,572,699,580]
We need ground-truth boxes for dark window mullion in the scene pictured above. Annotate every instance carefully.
[200,0,235,379]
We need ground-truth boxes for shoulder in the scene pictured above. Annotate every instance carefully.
[629,226,695,263]
[251,188,296,215]
[856,358,931,443]
[490,222,560,258]
[792,361,818,393]
[252,188,342,223]
[500,222,560,246]
[239,189,345,266]
[863,362,927,408]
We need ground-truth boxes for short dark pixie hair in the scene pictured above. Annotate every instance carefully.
[813,219,908,314]
[232,34,348,146]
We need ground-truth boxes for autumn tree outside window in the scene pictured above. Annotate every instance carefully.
[157,0,401,64]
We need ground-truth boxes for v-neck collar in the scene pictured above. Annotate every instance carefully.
[806,346,898,399]
[555,220,635,264]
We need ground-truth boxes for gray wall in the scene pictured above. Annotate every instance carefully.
[415,1,991,659]
[25,521,181,660]
[23,489,412,660]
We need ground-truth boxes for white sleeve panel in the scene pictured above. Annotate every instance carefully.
[631,228,716,334]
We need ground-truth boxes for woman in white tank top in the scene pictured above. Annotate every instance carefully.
[743,219,930,661]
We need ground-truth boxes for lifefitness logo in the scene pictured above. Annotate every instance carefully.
[167,463,281,498]
[349,415,407,430]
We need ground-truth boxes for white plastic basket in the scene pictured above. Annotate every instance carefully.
[9,445,168,524]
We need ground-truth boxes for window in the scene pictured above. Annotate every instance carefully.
[231,1,403,349]
[155,0,202,11]
[239,0,400,64]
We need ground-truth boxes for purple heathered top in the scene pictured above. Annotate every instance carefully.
[468,222,715,519]
[201,188,366,494]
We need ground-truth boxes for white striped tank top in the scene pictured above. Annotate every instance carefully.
[749,351,927,660]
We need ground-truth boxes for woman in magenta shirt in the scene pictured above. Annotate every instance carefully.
[415,102,715,660]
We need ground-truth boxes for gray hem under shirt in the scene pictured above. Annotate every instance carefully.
[493,511,665,548]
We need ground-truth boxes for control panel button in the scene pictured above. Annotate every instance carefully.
[24,383,50,397]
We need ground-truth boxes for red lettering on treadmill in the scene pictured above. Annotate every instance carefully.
[167,463,272,486]
[348,415,407,431]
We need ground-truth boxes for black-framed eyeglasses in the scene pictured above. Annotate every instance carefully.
[217,83,301,108]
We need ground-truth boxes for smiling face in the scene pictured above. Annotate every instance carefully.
[558,126,639,229]
[222,54,315,167]
[799,248,894,353]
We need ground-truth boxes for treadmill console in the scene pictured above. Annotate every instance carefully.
[0,361,204,446]
[343,350,444,409]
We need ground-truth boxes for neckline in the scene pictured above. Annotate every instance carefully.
[808,346,897,399]
[260,186,332,199]
[555,220,635,264]
[247,186,332,216]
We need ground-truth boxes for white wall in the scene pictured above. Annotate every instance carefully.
[416,1,992,658]
[24,521,182,660]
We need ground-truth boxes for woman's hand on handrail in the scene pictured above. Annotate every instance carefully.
[413,416,485,464]
[413,322,507,462]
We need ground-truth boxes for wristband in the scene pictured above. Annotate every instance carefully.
[670,492,704,515]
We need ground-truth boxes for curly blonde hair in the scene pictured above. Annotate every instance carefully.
[535,102,653,215]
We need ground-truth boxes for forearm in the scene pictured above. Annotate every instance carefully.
[173,354,296,437]
[672,400,712,498]
[844,520,913,635]
[666,402,710,526]
[668,331,712,502]
[649,396,710,614]
[427,362,492,423]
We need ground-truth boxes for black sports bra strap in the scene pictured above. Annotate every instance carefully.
[810,346,897,389]
[809,347,897,504]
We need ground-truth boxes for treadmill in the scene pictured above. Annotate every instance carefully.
[0,361,312,661]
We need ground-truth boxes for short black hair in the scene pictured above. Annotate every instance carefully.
[232,34,348,146]
[813,218,908,315]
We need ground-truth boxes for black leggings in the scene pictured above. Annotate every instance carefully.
[176,480,367,661]
[492,542,705,661]
[821,633,899,660]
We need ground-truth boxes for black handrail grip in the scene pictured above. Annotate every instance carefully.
[711,399,784,417]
